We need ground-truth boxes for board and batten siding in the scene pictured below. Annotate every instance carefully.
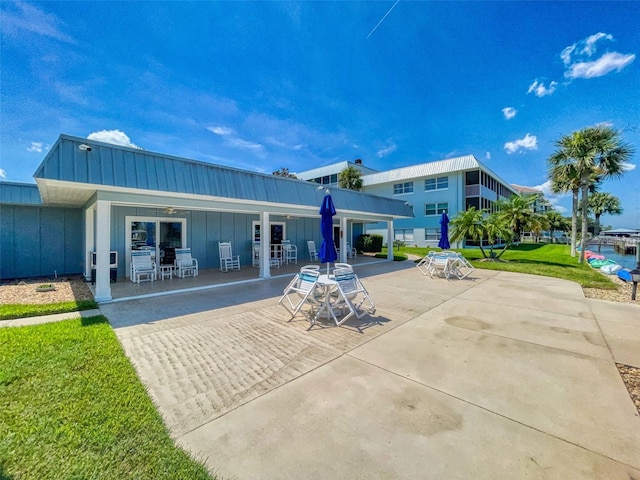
[0,204,83,279]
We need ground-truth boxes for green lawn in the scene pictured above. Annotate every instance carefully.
[0,299,98,321]
[388,243,617,289]
[0,316,215,480]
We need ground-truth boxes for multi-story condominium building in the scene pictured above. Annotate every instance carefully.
[298,155,518,248]
[511,184,552,213]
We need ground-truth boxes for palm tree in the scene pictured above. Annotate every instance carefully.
[449,207,487,258]
[547,126,633,263]
[338,165,363,191]
[484,212,514,258]
[544,211,570,243]
[588,192,622,236]
[495,194,541,241]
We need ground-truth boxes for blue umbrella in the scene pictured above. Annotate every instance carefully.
[318,193,338,273]
[438,211,450,250]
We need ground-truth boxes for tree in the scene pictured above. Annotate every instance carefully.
[338,165,363,191]
[483,212,514,259]
[495,194,542,241]
[272,167,297,178]
[449,207,488,258]
[588,192,622,236]
[544,211,571,243]
[547,126,633,263]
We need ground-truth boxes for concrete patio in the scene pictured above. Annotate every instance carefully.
[99,260,640,479]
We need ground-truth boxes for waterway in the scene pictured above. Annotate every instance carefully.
[589,245,639,270]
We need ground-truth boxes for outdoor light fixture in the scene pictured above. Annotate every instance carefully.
[630,261,640,301]
[79,144,92,152]
[317,186,329,194]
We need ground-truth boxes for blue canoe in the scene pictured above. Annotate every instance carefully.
[617,269,632,282]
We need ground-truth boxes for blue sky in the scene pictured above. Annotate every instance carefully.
[1,1,638,228]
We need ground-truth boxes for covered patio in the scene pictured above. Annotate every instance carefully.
[91,253,384,302]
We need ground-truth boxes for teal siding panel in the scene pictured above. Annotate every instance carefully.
[0,205,15,277]
[40,209,66,274]
[15,206,41,278]
[64,209,84,274]
[0,182,42,205]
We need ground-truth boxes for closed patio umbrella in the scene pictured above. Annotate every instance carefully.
[318,193,338,274]
[438,211,450,250]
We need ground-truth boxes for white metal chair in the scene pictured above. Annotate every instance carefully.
[130,250,156,283]
[219,241,240,272]
[252,243,260,267]
[346,242,357,259]
[307,240,318,261]
[175,248,199,278]
[416,251,437,275]
[278,267,323,324]
[427,253,451,279]
[282,240,298,264]
[444,251,475,279]
[331,268,376,326]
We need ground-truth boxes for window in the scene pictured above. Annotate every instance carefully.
[465,170,479,185]
[395,229,414,242]
[393,182,413,195]
[425,176,448,191]
[425,202,448,216]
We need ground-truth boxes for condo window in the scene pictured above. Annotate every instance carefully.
[425,176,449,191]
[393,182,414,195]
[425,202,448,216]
[395,229,414,242]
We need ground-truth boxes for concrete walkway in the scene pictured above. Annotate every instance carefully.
[97,261,640,479]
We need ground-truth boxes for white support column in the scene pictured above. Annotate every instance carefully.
[259,211,271,278]
[340,217,348,263]
[94,199,112,302]
[387,220,394,261]
[84,206,95,281]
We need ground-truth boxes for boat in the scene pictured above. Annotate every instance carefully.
[617,269,632,282]
[588,258,617,268]
[586,253,605,260]
[600,263,622,274]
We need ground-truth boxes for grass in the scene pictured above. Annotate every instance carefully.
[0,300,99,321]
[0,316,215,480]
[386,243,617,289]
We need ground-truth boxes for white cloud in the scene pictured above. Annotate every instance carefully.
[27,141,43,153]
[206,125,265,156]
[504,133,537,154]
[87,130,141,149]
[207,126,234,136]
[622,162,636,172]
[0,1,75,43]
[502,107,517,119]
[527,80,557,97]
[0,168,6,179]
[485,152,491,160]
[561,33,635,80]
[565,52,636,79]
[376,141,397,158]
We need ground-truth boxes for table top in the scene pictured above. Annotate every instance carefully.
[318,274,336,285]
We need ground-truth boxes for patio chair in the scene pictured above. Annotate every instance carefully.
[175,248,199,278]
[427,253,451,279]
[130,250,156,283]
[331,267,376,326]
[416,251,436,275]
[219,241,240,272]
[307,240,318,261]
[444,251,475,279]
[252,243,260,267]
[346,242,357,259]
[278,267,323,324]
[282,240,298,264]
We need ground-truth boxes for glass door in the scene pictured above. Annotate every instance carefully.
[159,221,183,265]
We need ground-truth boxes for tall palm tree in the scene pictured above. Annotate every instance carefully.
[588,192,622,236]
[449,207,487,258]
[547,126,633,263]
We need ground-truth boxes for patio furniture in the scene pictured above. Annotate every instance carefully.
[175,248,199,277]
[330,267,376,325]
[130,250,156,283]
[270,244,283,267]
[158,264,173,280]
[416,251,437,275]
[278,266,323,324]
[346,242,357,259]
[282,240,298,264]
[252,243,260,267]
[443,251,475,279]
[307,240,318,261]
[219,242,240,272]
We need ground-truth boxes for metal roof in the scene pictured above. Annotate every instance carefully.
[32,134,413,221]
[0,182,43,205]
[362,155,518,194]
[295,161,379,180]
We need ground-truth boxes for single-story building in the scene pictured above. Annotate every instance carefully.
[0,134,414,302]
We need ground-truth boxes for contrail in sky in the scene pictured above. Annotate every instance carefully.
[366,0,400,39]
